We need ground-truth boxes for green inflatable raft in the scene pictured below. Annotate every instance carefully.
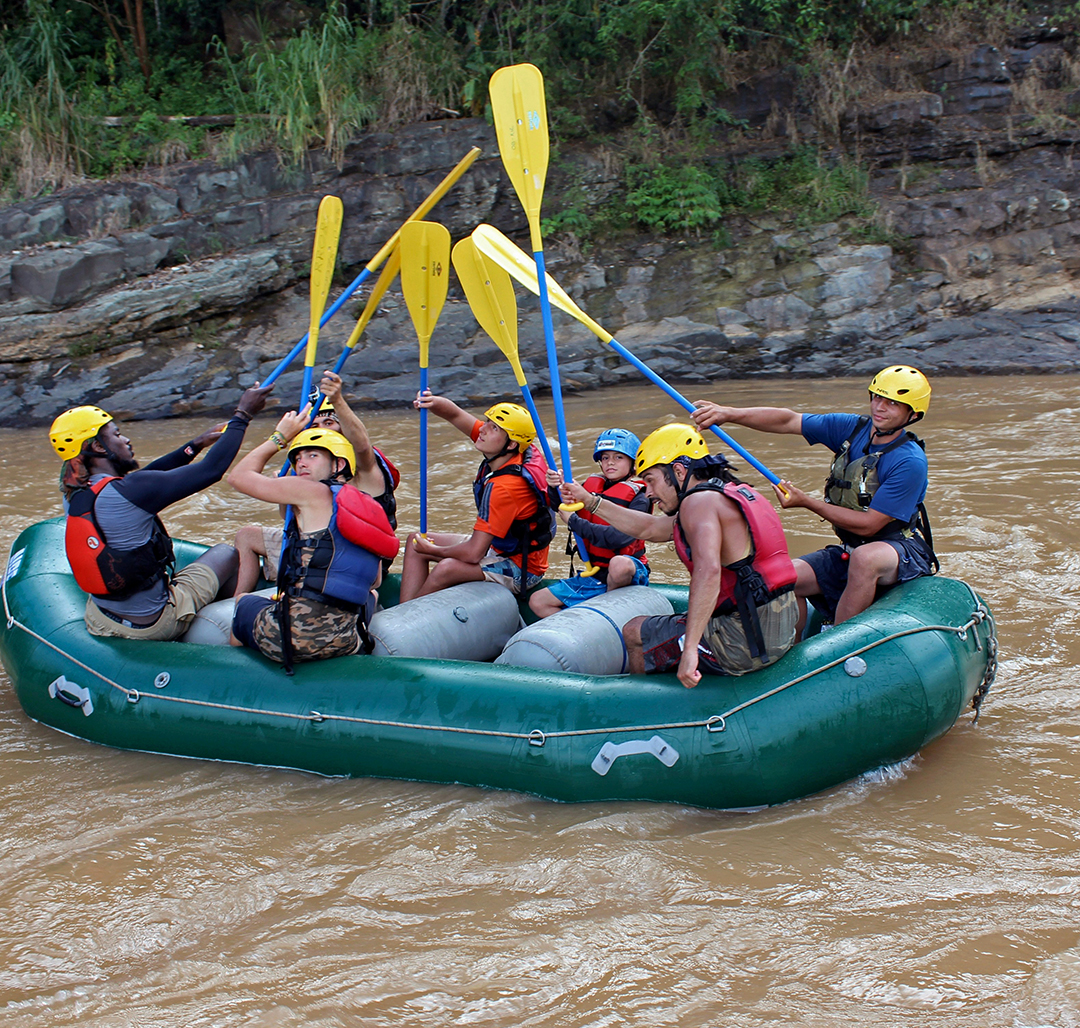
[1,519,997,810]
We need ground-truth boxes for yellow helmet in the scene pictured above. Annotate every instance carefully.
[311,394,336,419]
[287,428,355,476]
[869,365,931,415]
[635,423,709,475]
[483,402,535,449]
[49,406,113,459]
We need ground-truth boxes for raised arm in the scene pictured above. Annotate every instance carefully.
[692,402,803,435]
[320,371,376,475]
[118,384,271,513]
[228,409,317,506]
[414,390,477,437]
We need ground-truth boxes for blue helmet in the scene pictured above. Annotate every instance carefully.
[593,429,642,463]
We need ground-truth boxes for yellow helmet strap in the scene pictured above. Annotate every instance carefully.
[868,391,923,436]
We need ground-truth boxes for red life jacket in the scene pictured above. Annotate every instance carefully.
[64,477,175,599]
[335,484,400,561]
[575,473,648,567]
[673,479,796,660]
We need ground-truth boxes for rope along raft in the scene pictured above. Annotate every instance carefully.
[3,568,996,748]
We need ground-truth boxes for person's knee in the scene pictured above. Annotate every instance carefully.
[529,588,551,615]
[623,615,646,648]
[607,556,633,586]
[428,558,468,588]
[234,525,263,552]
[198,543,239,573]
[847,543,898,583]
[793,558,819,597]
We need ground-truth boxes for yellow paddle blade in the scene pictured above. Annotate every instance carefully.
[343,247,401,351]
[450,237,526,387]
[471,224,612,344]
[400,221,452,370]
[489,64,548,248]
[305,194,344,366]
[366,147,480,274]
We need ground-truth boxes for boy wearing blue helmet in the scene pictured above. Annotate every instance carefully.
[529,428,651,619]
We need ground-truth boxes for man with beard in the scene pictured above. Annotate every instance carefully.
[50,382,271,641]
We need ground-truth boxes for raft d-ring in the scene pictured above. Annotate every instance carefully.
[528,729,546,747]
[706,715,727,733]
[957,629,968,641]
[153,672,170,689]
[127,689,140,704]
[309,711,326,723]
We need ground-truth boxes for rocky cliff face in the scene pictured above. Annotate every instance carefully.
[1,29,1078,425]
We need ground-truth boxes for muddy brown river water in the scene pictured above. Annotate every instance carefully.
[1,377,1078,1027]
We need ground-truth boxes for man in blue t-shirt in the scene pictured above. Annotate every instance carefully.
[691,366,937,626]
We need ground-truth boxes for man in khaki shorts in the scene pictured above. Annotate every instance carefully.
[50,382,270,641]
[559,424,799,688]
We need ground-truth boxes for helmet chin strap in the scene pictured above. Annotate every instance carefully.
[870,410,921,442]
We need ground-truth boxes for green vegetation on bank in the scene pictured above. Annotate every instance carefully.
[0,0,1068,233]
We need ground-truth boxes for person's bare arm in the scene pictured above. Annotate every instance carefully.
[414,390,477,437]
[559,481,674,543]
[693,402,803,435]
[228,409,312,505]
[320,371,377,475]
[675,496,724,688]
[412,529,493,564]
[773,480,893,538]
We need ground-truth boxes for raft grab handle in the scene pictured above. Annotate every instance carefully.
[48,675,93,716]
[591,735,679,776]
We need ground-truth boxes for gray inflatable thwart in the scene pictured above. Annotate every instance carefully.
[182,588,276,646]
[369,581,521,661]
[495,585,674,675]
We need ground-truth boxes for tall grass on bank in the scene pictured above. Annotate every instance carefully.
[0,0,88,198]
[217,13,380,167]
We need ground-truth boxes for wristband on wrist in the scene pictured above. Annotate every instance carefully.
[232,408,253,423]
[268,431,287,450]
[589,493,603,514]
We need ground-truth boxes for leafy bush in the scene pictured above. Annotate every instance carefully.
[624,163,726,233]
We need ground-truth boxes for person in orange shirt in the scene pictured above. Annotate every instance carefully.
[399,394,555,601]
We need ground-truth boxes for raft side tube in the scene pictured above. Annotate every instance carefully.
[1,521,997,809]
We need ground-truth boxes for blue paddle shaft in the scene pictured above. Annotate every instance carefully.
[606,338,782,487]
[420,367,429,535]
[533,250,572,479]
[518,384,592,570]
[262,266,373,388]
